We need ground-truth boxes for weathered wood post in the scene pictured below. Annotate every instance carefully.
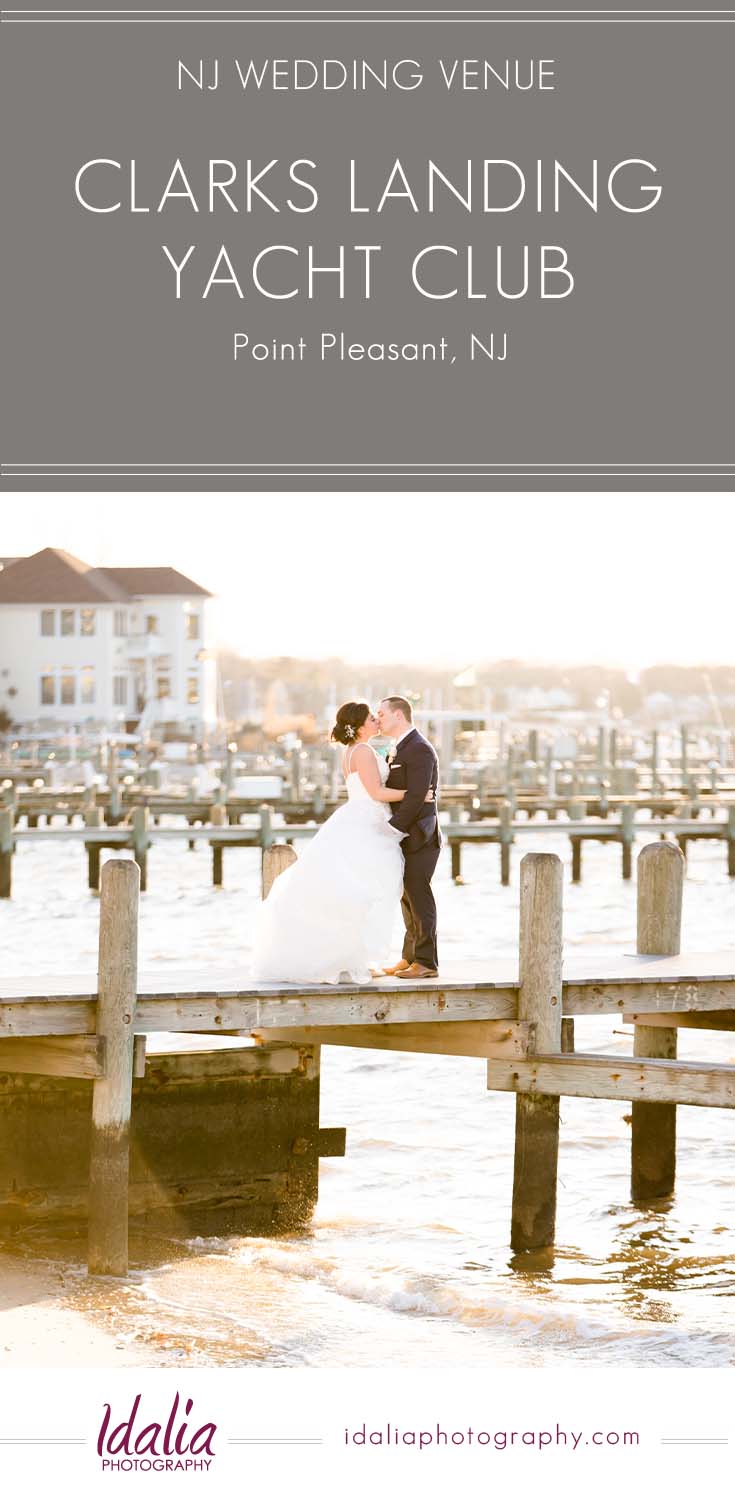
[85,807,103,892]
[568,797,585,884]
[225,743,236,797]
[211,802,227,887]
[88,858,140,1276]
[451,840,462,883]
[597,725,607,771]
[0,808,13,899]
[651,729,659,791]
[506,742,517,794]
[680,723,689,789]
[727,806,735,878]
[108,745,121,824]
[620,802,635,880]
[511,852,563,1251]
[631,840,684,1201]
[262,843,298,900]
[130,806,150,893]
[499,800,513,886]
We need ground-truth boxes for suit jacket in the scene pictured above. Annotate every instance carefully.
[385,728,441,854]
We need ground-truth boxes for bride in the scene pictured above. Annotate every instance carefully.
[250,701,430,983]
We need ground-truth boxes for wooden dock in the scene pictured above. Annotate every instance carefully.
[3,798,735,898]
[1,842,734,1272]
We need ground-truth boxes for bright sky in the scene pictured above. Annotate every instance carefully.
[3,493,732,668]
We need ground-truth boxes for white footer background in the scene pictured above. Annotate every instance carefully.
[0,1367,730,1497]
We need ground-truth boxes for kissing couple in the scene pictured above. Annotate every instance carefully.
[251,696,441,984]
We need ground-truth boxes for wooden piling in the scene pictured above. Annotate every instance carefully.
[727,807,735,877]
[631,841,684,1201]
[620,803,635,880]
[451,841,462,882]
[568,798,584,884]
[88,859,140,1276]
[0,808,12,899]
[130,806,149,893]
[262,843,298,900]
[85,807,103,892]
[499,800,513,887]
[211,803,226,887]
[510,852,563,1251]
[107,745,121,824]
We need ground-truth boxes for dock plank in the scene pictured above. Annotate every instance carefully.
[2,954,735,1035]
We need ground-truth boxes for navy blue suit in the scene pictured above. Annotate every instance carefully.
[386,728,441,970]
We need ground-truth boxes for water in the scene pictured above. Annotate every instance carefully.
[2,826,735,1367]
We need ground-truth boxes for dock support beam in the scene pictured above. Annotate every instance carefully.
[499,801,513,887]
[621,803,635,880]
[728,807,735,878]
[85,807,103,891]
[211,803,227,887]
[88,859,140,1276]
[631,841,683,1202]
[0,808,13,900]
[262,842,298,900]
[130,806,149,892]
[511,852,563,1251]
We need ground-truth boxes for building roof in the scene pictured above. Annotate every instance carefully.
[0,549,211,604]
[101,567,211,598]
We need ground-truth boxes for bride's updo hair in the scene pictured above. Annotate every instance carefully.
[331,700,371,746]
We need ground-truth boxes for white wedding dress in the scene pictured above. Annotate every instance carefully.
[250,746,404,983]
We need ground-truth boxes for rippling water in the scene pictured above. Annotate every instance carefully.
[2,823,734,1367]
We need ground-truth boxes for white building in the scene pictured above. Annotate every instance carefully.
[0,548,217,731]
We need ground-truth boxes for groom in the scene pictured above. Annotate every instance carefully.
[376,696,441,979]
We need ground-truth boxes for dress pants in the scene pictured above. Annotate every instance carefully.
[400,839,441,970]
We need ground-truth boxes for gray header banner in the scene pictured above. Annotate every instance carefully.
[1,4,734,490]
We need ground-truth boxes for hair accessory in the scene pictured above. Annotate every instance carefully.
[344,724,356,740]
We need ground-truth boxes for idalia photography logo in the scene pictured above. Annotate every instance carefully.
[97,1392,216,1473]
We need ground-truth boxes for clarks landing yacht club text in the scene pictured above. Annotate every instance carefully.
[71,53,664,366]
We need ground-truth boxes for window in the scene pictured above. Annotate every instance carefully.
[80,609,96,636]
[60,609,75,636]
[156,675,171,700]
[40,675,55,705]
[187,674,200,705]
[113,676,128,707]
[40,609,55,636]
[146,615,159,636]
[80,671,95,705]
[114,609,128,637]
[60,675,75,705]
[185,613,200,640]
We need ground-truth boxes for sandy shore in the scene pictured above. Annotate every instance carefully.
[0,1251,172,1368]
[0,1252,149,1367]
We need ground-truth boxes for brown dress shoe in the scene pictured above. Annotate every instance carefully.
[395,962,439,980]
[382,959,411,976]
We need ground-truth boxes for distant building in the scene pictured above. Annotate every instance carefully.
[0,548,217,731]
